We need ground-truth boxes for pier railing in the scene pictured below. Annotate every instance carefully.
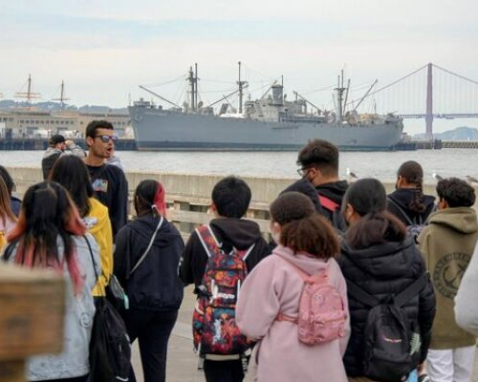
[5,167,467,240]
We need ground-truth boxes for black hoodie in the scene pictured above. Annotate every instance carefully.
[180,217,270,294]
[338,237,436,377]
[387,189,436,226]
[114,214,184,311]
[316,180,349,231]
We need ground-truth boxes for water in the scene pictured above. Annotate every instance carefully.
[1,149,476,183]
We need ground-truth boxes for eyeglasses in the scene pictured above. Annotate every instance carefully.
[95,135,118,143]
[297,167,311,177]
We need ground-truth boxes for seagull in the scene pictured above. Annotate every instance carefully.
[346,168,358,180]
[432,171,444,181]
[466,175,478,184]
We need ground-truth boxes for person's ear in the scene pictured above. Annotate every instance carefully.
[396,175,404,188]
[270,221,281,234]
[86,136,94,148]
[438,198,448,210]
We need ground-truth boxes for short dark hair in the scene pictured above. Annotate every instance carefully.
[436,177,475,208]
[343,178,406,249]
[212,176,251,218]
[297,139,339,177]
[49,155,94,217]
[85,120,114,139]
[49,134,65,146]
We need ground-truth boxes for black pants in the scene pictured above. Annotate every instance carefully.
[122,308,178,382]
[203,360,245,382]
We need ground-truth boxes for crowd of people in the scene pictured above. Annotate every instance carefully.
[1,130,478,382]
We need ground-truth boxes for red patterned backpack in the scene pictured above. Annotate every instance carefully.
[192,225,254,356]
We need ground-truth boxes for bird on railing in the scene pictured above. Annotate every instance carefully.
[466,175,478,185]
[432,171,444,181]
[346,168,358,181]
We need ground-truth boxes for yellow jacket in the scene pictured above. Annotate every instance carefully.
[85,197,113,296]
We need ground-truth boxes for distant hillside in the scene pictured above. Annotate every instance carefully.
[414,126,478,141]
[0,99,128,114]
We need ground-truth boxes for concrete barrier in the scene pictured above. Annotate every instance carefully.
[5,166,475,238]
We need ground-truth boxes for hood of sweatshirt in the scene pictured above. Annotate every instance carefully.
[209,217,263,251]
[281,178,322,212]
[427,207,478,234]
[340,236,419,278]
[316,180,349,205]
[388,189,436,217]
[272,244,332,275]
[129,214,181,248]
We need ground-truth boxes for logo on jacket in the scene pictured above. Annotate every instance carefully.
[433,252,470,299]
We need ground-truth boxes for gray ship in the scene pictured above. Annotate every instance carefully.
[129,64,404,151]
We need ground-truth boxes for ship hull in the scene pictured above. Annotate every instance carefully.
[129,107,404,151]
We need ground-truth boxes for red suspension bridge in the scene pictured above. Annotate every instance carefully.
[348,63,478,137]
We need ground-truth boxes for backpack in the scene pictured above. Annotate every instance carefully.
[387,198,426,241]
[318,194,347,233]
[347,274,429,382]
[192,225,254,356]
[276,255,347,345]
[85,236,132,382]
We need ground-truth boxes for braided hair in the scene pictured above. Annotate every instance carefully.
[397,161,426,213]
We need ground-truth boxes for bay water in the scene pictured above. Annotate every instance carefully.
[1,148,475,183]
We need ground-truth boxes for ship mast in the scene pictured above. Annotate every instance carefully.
[188,64,199,113]
[15,74,41,104]
[52,80,70,110]
[335,70,346,122]
[237,61,247,114]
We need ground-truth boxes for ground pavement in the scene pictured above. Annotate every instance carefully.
[131,286,477,382]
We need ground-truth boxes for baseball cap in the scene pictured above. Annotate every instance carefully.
[49,134,66,145]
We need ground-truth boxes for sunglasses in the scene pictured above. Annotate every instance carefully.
[95,135,118,143]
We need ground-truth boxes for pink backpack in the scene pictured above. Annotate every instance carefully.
[277,256,347,345]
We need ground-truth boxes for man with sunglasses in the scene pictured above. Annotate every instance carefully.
[85,120,128,238]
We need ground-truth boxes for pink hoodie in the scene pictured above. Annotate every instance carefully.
[237,245,350,382]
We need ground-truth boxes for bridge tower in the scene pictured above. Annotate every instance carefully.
[426,63,433,138]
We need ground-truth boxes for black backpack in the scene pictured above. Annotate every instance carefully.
[347,274,428,382]
[387,198,429,242]
[85,236,132,382]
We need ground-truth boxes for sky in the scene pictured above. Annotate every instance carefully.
[0,0,477,135]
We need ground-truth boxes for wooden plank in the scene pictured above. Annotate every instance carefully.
[0,264,66,361]
[0,360,24,382]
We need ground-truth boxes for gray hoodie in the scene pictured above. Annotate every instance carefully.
[455,242,478,336]
[6,234,100,380]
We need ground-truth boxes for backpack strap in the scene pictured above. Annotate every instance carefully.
[196,224,254,261]
[318,195,340,212]
[347,273,429,308]
[196,225,222,258]
[387,197,416,226]
[346,279,380,307]
[393,273,429,308]
[129,216,164,277]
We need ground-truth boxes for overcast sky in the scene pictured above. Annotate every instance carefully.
[0,0,477,134]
